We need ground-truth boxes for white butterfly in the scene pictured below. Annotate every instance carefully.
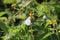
[24,17,31,26]
[43,15,46,19]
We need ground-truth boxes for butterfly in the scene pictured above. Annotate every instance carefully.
[24,17,31,26]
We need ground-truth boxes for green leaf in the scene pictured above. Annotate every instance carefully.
[0,12,6,17]
[40,32,53,40]
[37,12,44,17]
[0,22,9,32]
[3,0,15,4]
[0,17,7,21]
[16,0,22,3]
[21,24,26,30]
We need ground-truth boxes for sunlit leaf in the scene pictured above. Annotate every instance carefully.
[3,0,15,4]
[0,12,6,17]
[41,32,53,40]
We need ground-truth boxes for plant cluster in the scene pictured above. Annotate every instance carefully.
[0,0,60,40]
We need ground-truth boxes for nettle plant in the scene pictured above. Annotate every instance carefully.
[0,0,60,40]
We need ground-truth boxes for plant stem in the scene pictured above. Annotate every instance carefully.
[30,24,34,40]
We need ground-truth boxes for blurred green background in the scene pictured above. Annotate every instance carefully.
[0,0,60,40]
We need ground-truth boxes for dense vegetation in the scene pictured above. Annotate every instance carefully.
[0,0,60,40]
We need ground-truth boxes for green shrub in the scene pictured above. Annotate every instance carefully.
[0,0,60,40]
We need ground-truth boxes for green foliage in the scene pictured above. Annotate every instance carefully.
[3,0,15,4]
[0,0,60,40]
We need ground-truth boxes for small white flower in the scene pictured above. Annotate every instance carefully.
[24,17,31,26]
[43,15,46,19]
